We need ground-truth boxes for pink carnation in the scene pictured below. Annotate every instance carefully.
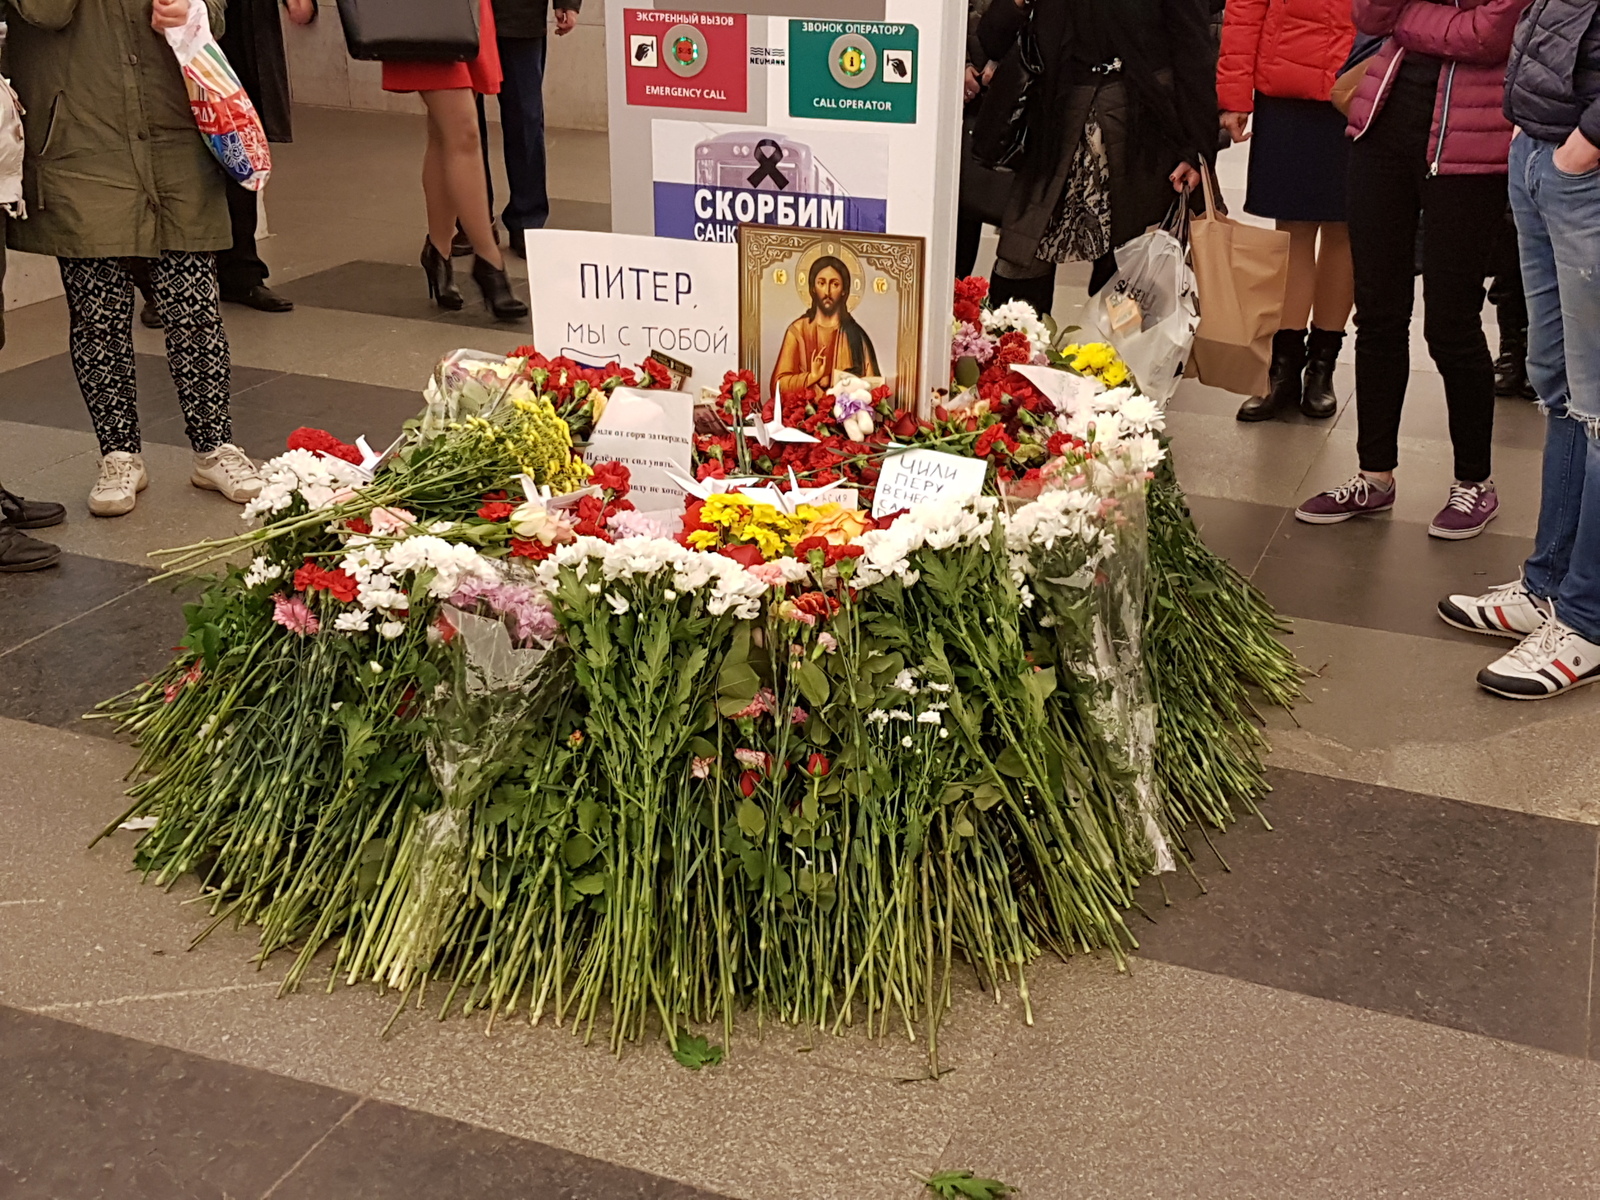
[271,593,320,636]
[368,506,417,535]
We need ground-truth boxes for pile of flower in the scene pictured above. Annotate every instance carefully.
[98,286,1298,1064]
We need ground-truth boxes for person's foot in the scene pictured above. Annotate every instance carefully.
[1294,473,1396,524]
[1477,616,1600,699]
[88,451,148,518]
[1438,577,1549,639]
[506,228,528,259]
[0,524,61,572]
[1428,481,1499,540]
[1300,328,1344,419]
[450,222,474,258]
[0,484,66,530]
[191,444,263,504]
[221,283,294,313]
[1493,332,1538,402]
[1236,328,1306,422]
[140,299,163,330]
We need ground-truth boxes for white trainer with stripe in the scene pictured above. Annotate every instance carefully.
[1477,617,1600,700]
[1437,578,1549,639]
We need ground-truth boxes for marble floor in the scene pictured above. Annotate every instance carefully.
[1,106,1598,1200]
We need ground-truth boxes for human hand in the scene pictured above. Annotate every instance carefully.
[1552,128,1600,176]
[554,7,578,35]
[1219,111,1251,143]
[964,64,981,102]
[981,61,997,87]
[809,350,828,384]
[1170,162,1201,192]
[285,0,315,26]
[151,0,190,31]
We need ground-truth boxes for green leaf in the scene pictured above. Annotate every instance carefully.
[570,872,606,895]
[922,1169,1014,1199]
[971,781,1004,811]
[670,1033,724,1070]
[736,798,766,839]
[717,661,762,716]
[952,816,976,838]
[793,660,831,708]
[995,745,1028,778]
[562,832,597,868]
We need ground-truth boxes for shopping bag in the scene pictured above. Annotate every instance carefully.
[1184,165,1289,397]
[162,2,272,191]
[1081,213,1199,404]
[0,26,23,216]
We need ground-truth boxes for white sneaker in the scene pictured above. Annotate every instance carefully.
[1437,577,1549,639]
[191,443,262,503]
[1478,616,1600,700]
[88,451,148,517]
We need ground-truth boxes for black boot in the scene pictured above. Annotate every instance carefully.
[1300,327,1344,419]
[421,238,464,311]
[472,257,530,322]
[0,524,61,572]
[0,485,66,530]
[1237,329,1307,422]
[1493,326,1537,401]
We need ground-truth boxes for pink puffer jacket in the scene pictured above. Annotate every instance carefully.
[1345,0,1532,174]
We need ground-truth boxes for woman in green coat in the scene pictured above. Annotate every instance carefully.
[6,0,262,517]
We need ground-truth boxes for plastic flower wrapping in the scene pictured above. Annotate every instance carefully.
[97,285,1300,1066]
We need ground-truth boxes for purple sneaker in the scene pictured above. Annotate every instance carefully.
[1428,481,1499,540]
[1294,474,1396,525]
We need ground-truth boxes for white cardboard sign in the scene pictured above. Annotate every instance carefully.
[587,387,696,513]
[524,228,738,385]
[871,447,988,518]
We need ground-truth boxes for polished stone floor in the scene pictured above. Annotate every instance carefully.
[2,106,1598,1199]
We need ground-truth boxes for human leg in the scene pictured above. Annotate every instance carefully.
[497,36,550,245]
[1278,220,1319,331]
[420,88,502,267]
[146,251,233,454]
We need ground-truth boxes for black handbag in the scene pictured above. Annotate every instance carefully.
[335,0,480,62]
[970,8,1043,171]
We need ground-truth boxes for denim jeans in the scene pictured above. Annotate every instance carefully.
[474,38,551,242]
[1512,134,1600,642]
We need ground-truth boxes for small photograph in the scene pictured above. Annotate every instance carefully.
[739,226,925,410]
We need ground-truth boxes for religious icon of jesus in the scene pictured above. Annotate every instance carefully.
[770,255,882,402]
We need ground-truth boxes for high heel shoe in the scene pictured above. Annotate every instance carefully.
[421,238,464,311]
[472,256,529,322]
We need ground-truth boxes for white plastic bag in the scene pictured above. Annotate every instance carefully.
[161,2,271,191]
[0,23,25,217]
[1081,226,1198,404]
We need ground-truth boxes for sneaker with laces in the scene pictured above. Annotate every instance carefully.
[1294,473,1396,524]
[1428,480,1499,540]
[1477,616,1600,699]
[88,451,148,517]
[1437,578,1549,638]
[191,444,263,503]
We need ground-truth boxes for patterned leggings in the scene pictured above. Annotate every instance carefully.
[58,251,233,456]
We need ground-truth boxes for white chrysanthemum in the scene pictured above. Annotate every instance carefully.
[333,611,371,633]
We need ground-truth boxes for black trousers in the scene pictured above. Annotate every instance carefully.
[1347,133,1506,482]
[216,180,269,294]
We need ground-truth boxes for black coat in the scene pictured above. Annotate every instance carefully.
[491,0,582,40]
[1504,0,1600,146]
[218,0,297,143]
[977,0,1217,175]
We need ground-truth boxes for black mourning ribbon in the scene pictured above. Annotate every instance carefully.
[746,139,790,190]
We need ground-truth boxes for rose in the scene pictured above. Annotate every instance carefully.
[509,501,575,545]
[806,752,831,778]
[802,503,868,546]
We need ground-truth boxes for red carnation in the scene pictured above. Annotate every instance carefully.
[286,427,363,465]
[806,752,831,778]
[477,500,516,522]
[509,538,556,561]
[719,543,766,568]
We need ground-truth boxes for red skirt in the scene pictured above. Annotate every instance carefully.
[381,0,502,95]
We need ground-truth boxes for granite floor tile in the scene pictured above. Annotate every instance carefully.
[0,552,151,655]
[278,261,532,332]
[272,1098,730,1200]
[1135,769,1599,1057]
[1164,408,1334,509]
[0,579,189,735]
[0,1005,356,1200]
[1167,364,1354,427]
[0,420,103,480]
[1182,494,1289,578]
[1264,618,1600,825]
[546,197,614,233]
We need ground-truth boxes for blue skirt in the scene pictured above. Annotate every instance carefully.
[1244,94,1350,223]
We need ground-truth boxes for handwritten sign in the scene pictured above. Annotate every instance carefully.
[524,229,738,383]
[587,387,695,513]
[871,447,988,518]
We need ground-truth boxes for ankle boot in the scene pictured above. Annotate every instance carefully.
[1300,328,1344,419]
[1493,327,1537,401]
[421,238,464,311]
[472,257,530,322]
[1237,329,1306,422]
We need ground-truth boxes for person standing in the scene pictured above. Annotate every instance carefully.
[7,0,263,518]
[1217,0,1357,423]
[382,0,529,321]
[1437,0,1600,698]
[974,0,1217,317]
[1293,0,1530,541]
[0,243,66,571]
[481,0,580,258]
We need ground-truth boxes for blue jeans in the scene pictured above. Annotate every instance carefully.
[1512,134,1600,642]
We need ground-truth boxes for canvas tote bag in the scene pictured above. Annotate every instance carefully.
[1184,165,1290,397]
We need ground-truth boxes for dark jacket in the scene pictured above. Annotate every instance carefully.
[491,0,580,40]
[977,0,1219,173]
[219,0,301,143]
[1504,0,1600,145]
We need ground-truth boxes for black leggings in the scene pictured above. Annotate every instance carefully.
[1347,105,1505,482]
[59,252,233,457]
